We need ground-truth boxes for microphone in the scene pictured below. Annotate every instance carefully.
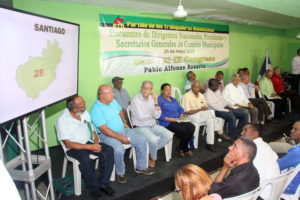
[84,120,87,124]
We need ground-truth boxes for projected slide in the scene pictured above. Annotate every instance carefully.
[0,7,79,124]
[16,40,63,99]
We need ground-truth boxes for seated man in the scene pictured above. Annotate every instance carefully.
[277,121,300,196]
[184,71,205,93]
[272,66,300,113]
[131,80,173,168]
[241,123,280,199]
[269,136,295,154]
[181,80,226,152]
[209,137,260,198]
[56,96,115,198]
[204,71,225,92]
[205,79,248,139]
[223,74,259,124]
[260,69,288,119]
[240,74,273,122]
[90,85,154,184]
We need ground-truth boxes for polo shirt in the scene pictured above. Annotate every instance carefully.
[90,99,124,133]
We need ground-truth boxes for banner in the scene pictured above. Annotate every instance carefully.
[99,14,229,77]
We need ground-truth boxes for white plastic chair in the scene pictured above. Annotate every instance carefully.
[171,86,182,101]
[190,121,206,149]
[281,164,300,200]
[62,153,102,196]
[223,186,261,200]
[256,169,293,200]
[127,106,173,162]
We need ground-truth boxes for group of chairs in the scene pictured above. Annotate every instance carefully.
[224,164,300,200]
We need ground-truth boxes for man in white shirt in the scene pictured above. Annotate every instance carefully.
[240,74,273,123]
[241,123,280,200]
[291,48,300,94]
[223,74,259,124]
[131,80,173,168]
[181,80,225,152]
[291,48,300,75]
[205,79,248,140]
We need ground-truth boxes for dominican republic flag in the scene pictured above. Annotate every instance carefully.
[256,50,272,85]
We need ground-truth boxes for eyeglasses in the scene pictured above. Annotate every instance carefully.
[142,87,152,90]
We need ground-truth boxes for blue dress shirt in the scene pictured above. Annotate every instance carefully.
[158,95,185,127]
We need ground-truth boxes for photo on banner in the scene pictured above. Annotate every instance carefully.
[99,14,229,77]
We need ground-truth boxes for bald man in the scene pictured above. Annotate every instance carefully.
[90,85,154,184]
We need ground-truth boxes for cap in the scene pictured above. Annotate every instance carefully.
[208,78,220,87]
[112,77,124,83]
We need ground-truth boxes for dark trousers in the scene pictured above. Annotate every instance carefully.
[278,91,300,112]
[166,122,194,152]
[67,142,114,191]
[249,98,272,121]
[215,109,248,140]
[265,96,287,119]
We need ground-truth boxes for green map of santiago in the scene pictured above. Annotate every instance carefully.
[16,40,62,99]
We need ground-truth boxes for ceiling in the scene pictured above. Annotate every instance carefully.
[46,0,300,29]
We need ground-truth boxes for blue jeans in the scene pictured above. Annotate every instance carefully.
[67,142,114,191]
[215,109,248,139]
[99,128,147,176]
[134,125,173,160]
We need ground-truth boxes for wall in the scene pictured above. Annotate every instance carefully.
[13,0,291,149]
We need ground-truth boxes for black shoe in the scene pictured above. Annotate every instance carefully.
[100,185,116,196]
[116,175,127,184]
[218,133,231,141]
[91,190,102,199]
[206,144,216,152]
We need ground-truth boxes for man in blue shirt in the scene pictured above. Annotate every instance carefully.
[56,96,115,199]
[277,121,300,195]
[90,84,154,184]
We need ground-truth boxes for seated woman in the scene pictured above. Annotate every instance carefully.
[175,164,222,200]
[158,83,194,157]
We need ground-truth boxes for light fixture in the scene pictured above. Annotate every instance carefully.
[297,32,300,39]
[173,0,187,18]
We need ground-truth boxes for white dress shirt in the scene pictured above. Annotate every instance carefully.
[205,88,229,112]
[222,83,250,107]
[131,93,161,127]
[253,137,280,199]
[291,55,300,74]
